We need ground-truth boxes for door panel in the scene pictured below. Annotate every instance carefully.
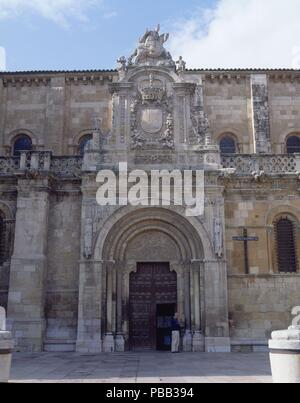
[129,263,177,351]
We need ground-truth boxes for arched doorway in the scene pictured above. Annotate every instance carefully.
[129,262,177,351]
[99,207,205,352]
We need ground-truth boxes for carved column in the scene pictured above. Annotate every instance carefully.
[182,262,192,352]
[115,262,125,352]
[7,177,50,352]
[170,263,184,325]
[103,262,115,352]
[192,261,205,352]
[122,262,137,350]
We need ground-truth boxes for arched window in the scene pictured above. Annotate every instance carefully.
[287,136,300,154]
[13,135,33,157]
[220,136,237,154]
[78,134,92,156]
[275,217,298,273]
[0,211,7,265]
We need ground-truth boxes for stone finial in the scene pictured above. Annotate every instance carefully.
[290,306,300,330]
[0,306,5,331]
[176,56,186,73]
[117,56,127,72]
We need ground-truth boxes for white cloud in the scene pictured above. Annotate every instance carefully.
[0,0,101,27]
[168,0,300,69]
[103,11,117,20]
[0,47,6,71]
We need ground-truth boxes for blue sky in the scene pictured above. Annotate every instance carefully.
[0,0,215,71]
[0,0,300,71]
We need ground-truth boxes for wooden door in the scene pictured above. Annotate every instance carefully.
[129,263,177,351]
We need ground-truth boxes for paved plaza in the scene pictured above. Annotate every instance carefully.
[10,352,272,383]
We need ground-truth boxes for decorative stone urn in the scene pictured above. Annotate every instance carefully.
[0,307,14,383]
[269,310,300,384]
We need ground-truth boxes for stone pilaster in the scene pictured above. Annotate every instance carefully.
[7,178,50,352]
[76,177,104,353]
[203,183,230,352]
[45,77,66,154]
[204,260,230,353]
[103,262,115,352]
[76,261,103,353]
[250,74,271,154]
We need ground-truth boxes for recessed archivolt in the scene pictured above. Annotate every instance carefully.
[266,205,300,226]
[7,129,38,147]
[94,206,212,262]
[112,223,188,262]
[0,201,14,220]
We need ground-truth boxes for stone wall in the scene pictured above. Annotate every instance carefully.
[224,178,300,275]
[0,73,115,156]
[203,74,251,153]
[268,77,300,153]
[1,70,300,158]
[0,179,17,310]
[228,274,300,351]
[44,188,81,351]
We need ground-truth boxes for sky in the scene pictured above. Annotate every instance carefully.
[0,0,300,72]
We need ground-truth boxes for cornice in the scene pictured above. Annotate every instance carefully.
[1,71,117,87]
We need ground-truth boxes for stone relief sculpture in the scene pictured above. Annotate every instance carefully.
[83,218,93,259]
[131,130,146,150]
[213,218,224,259]
[160,113,174,149]
[127,25,175,67]
[190,85,212,146]
[252,84,271,153]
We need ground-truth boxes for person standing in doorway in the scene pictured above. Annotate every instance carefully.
[171,313,181,353]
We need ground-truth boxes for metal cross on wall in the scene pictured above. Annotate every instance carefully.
[232,229,259,274]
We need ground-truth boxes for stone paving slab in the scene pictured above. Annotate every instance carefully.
[10,352,272,383]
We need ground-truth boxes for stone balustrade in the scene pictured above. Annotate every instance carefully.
[221,154,300,176]
[51,156,83,178]
[0,157,20,176]
[0,152,300,179]
[0,152,83,178]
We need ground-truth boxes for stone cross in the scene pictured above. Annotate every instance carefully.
[232,229,259,274]
[0,306,5,331]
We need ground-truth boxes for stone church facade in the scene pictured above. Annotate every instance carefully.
[0,28,299,353]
